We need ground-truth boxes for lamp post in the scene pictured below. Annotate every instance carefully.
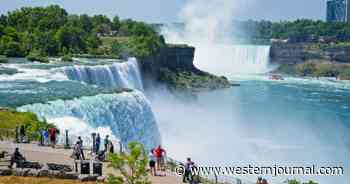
[92,133,96,153]
[64,130,70,149]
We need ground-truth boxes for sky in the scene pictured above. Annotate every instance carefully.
[0,0,327,23]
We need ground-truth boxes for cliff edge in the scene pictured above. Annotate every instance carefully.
[139,44,231,92]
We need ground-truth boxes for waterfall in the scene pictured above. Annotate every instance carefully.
[194,44,272,77]
[17,91,160,150]
[63,58,143,90]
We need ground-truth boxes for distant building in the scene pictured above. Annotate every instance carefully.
[327,0,350,22]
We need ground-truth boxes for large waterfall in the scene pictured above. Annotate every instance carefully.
[17,91,160,150]
[194,44,271,78]
[62,58,143,90]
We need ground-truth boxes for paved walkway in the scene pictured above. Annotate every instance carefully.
[0,141,182,184]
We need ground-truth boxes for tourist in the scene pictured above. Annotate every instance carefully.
[256,177,263,184]
[48,127,58,148]
[19,125,25,143]
[183,157,195,183]
[95,133,101,153]
[109,141,114,153]
[77,136,85,160]
[262,178,269,184]
[9,148,26,169]
[104,135,109,152]
[96,150,106,162]
[71,141,83,172]
[154,145,166,171]
[43,130,49,145]
[72,141,82,160]
[149,149,156,176]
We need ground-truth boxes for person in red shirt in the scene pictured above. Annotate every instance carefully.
[48,128,58,148]
[153,145,166,171]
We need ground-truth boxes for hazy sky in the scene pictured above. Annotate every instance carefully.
[0,0,327,23]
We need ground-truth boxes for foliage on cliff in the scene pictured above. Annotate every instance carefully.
[0,5,164,58]
[158,68,231,91]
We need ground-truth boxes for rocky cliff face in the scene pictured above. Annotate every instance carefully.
[139,46,231,91]
[140,46,197,74]
[270,43,350,64]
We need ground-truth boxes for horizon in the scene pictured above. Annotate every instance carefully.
[0,0,327,23]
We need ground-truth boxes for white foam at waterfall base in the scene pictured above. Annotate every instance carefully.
[62,58,143,90]
[17,91,160,150]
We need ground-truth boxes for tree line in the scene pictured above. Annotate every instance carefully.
[233,19,350,43]
[0,5,165,58]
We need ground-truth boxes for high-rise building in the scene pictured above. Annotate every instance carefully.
[327,0,350,22]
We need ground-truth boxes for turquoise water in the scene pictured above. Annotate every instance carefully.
[1,58,349,183]
[0,58,160,150]
[152,77,350,184]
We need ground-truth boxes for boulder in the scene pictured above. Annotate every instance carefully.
[78,174,98,182]
[0,169,12,176]
[38,169,49,177]
[97,176,106,182]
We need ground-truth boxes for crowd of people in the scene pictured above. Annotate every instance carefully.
[37,127,59,148]
[71,134,117,162]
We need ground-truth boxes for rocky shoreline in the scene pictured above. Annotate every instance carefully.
[270,42,350,79]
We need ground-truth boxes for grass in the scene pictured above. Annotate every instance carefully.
[0,176,98,184]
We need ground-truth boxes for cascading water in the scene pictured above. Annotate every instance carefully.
[194,44,272,78]
[17,91,160,150]
[62,58,143,90]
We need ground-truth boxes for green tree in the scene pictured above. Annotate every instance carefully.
[112,16,121,31]
[111,40,128,57]
[107,142,151,184]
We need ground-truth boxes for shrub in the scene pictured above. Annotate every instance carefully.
[0,55,8,63]
[107,142,150,184]
[314,63,339,77]
[61,55,73,62]
[275,64,296,75]
[338,67,350,80]
[26,51,49,63]
[296,62,317,76]
[288,180,301,184]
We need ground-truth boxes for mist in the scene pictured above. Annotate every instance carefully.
[162,0,273,76]
[147,83,350,184]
